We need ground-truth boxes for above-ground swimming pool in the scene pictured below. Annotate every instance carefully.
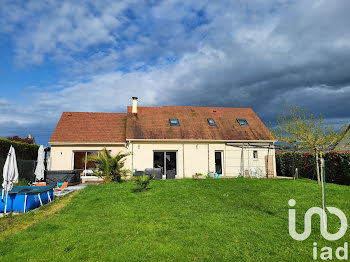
[0,185,54,213]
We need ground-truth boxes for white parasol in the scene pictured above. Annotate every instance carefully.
[34,145,45,181]
[2,146,19,213]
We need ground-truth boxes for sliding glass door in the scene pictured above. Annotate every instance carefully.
[73,151,98,174]
[153,151,177,179]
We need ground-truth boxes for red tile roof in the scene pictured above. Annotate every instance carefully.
[50,106,274,143]
[49,112,126,143]
[126,106,274,141]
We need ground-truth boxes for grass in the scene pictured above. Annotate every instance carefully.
[0,192,78,241]
[0,178,349,261]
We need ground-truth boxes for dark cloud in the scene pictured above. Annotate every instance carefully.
[0,0,349,145]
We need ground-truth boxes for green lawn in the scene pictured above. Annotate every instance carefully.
[0,178,349,261]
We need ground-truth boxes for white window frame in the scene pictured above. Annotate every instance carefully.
[253,150,258,160]
[215,151,224,175]
[153,150,178,179]
[72,150,99,171]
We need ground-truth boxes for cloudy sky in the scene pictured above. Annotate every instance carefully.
[0,0,349,145]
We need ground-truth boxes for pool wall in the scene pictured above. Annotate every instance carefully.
[0,186,54,213]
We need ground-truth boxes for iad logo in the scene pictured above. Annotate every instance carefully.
[288,199,348,260]
[288,199,347,241]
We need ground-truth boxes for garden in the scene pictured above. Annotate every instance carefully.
[0,178,349,261]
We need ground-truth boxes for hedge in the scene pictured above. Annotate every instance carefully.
[276,151,350,186]
[0,138,39,160]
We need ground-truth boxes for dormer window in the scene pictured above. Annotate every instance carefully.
[169,118,180,126]
[237,118,249,126]
[207,118,216,126]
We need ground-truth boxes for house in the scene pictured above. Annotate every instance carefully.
[49,97,276,179]
[6,134,36,144]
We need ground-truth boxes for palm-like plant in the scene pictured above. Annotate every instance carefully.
[132,175,155,192]
[87,148,131,183]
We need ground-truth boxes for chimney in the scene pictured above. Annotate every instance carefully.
[132,97,138,114]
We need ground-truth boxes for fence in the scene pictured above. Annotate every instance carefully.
[0,157,37,185]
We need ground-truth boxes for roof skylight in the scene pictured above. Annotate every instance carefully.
[207,118,216,126]
[169,118,180,127]
[237,118,249,126]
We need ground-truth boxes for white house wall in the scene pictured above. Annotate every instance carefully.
[50,142,276,178]
[131,142,184,177]
[130,142,276,178]
[184,144,209,177]
[50,145,129,171]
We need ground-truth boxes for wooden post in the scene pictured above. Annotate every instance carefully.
[320,158,326,210]
[292,144,296,180]
[315,149,321,184]
[320,157,326,230]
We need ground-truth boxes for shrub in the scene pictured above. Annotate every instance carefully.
[132,175,155,192]
[193,173,204,179]
[275,152,303,177]
[339,153,350,185]
[276,151,350,185]
[14,178,30,186]
[204,173,213,179]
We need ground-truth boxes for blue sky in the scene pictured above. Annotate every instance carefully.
[0,0,350,146]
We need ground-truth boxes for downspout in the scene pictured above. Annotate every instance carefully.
[208,144,210,174]
[183,143,185,178]
[131,143,134,172]
[247,144,250,176]
[266,145,270,178]
[224,143,227,178]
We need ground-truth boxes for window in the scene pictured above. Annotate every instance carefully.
[253,150,258,159]
[237,118,249,126]
[207,118,216,126]
[169,118,180,126]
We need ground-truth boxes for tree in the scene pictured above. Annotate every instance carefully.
[273,105,345,184]
[273,105,314,180]
[87,148,131,183]
[273,105,349,212]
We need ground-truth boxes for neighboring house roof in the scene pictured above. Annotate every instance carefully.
[334,125,350,151]
[125,106,274,141]
[49,112,126,143]
[50,106,274,144]
[6,135,35,144]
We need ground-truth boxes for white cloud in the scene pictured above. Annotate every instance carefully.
[0,0,350,144]
[3,0,130,65]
